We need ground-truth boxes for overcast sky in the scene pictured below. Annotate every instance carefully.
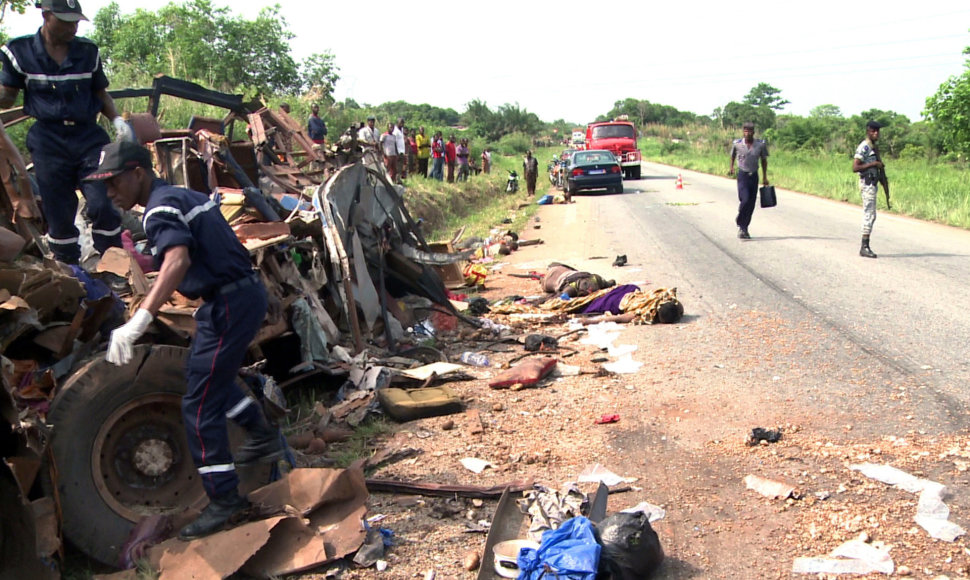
[3,1,969,124]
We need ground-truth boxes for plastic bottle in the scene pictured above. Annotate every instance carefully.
[459,351,490,367]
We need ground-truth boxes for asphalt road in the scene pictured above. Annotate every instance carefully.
[510,163,970,576]
[567,161,970,431]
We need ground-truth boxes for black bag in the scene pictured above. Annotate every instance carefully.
[595,511,664,579]
[760,185,777,208]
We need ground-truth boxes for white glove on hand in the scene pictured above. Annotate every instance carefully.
[106,309,153,366]
[113,116,135,143]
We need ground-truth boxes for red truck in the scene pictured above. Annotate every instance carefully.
[585,117,641,179]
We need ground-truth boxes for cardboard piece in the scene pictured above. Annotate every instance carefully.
[30,497,60,557]
[0,289,29,311]
[242,233,291,252]
[148,466,368,579]
[232,221,290,241]
[96,247,134,278]
[249,467,365,516]
[243,467,369,577]
[150,516,286,580]
[428,241,466,290]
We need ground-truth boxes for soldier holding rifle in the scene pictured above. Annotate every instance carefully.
[853,121,891,259]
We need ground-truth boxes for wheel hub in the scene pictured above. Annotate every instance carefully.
[132,438,174,477]
[92,394,205,521]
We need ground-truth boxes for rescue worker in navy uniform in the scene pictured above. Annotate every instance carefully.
[85,141,283,540]
[0,0,133,265]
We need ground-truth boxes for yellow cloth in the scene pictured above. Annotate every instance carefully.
[619,287,681,324]
[415,133,431,160]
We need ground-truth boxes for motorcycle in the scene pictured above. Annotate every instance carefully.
[548,158,559,186]
[506,170,519,193]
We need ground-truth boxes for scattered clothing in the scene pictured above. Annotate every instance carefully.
[582,284,639,315]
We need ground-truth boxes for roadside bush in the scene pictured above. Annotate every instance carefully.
[660,140,688,155]
[494,132,532,155]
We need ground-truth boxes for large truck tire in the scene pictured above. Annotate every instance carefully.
[632,166,641,180]
[44,345,265,567]
[1,463,55,580]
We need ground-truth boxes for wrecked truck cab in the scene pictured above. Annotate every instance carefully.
[1,76,464,572]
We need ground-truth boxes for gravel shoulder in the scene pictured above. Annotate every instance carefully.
[312,182,970,579]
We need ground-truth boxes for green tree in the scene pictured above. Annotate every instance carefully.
[851,109,912,157]
[600,98,697,127]
[463,98,500,140]
[721,101,776,131]
[1,0,31,42]
[300,52,340,103]
[0,0,30,22]
[743,83,789,111]
[924,47,970,157]
[496,103,542,137]
[810,104,842,119]
[92,1,302,96]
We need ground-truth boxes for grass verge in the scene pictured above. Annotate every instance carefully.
[642,136,970,229]
[402,148,555,242]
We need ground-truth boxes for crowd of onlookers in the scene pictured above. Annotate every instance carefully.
[289,104,493,184]
[361,117,492,184]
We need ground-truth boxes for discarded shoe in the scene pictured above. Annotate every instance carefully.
[738,228,751,240]
[612,255,627,267]
[178,492,250,540]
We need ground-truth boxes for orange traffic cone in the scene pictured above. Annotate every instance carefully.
[675,174,684,189]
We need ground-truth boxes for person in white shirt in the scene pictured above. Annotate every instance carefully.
[393,117,406,181]
[380,122,399,182]
[358,115,379,149]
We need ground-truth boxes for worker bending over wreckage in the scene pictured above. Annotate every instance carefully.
[85,141,282,540]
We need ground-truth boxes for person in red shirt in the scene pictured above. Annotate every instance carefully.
[406,128,417,178]
[445,135,457,183]
[430,131,444,181]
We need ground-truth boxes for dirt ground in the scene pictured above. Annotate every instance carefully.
[295,190,970,579]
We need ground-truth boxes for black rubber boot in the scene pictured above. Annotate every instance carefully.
[234,419,284,466]
[178,492,250,540]
[860,235,877,258]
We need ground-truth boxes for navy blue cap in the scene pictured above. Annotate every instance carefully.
[84,141,153,181]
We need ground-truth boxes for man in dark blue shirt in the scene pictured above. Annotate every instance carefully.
[84,141,282,540]
[307,103,327,144]
[0,0,133,264]
[728,121,769,240]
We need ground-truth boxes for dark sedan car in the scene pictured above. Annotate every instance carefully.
[565,149,623,195]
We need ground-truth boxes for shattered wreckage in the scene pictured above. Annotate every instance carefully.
[0,76,470,576]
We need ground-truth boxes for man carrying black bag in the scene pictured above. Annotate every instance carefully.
[728,121,769,240]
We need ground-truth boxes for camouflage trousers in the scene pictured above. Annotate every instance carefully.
[860,179,878,235]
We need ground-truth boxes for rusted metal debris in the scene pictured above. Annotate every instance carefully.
[364,477,535,499]
[0,76,469,576]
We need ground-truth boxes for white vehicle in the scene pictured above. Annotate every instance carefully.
[571,130,585,149]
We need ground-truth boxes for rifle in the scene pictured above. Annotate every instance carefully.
[873,147,891,210]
